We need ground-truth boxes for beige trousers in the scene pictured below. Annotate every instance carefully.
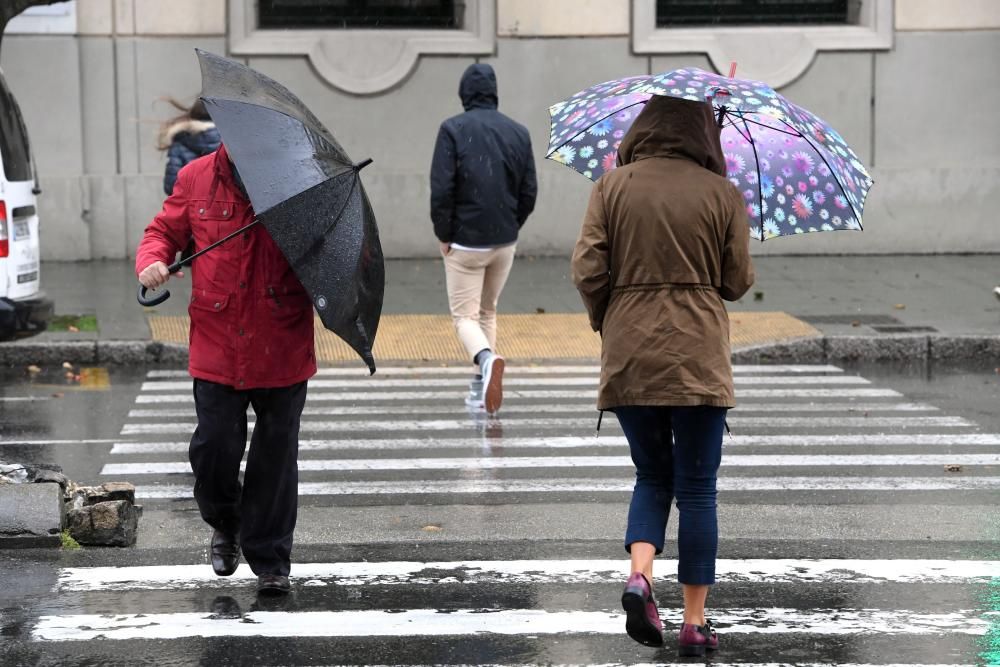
[443,244,517,362]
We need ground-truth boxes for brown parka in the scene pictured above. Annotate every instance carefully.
[571,95,755,410]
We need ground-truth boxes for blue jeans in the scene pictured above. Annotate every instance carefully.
[615,405,727,586]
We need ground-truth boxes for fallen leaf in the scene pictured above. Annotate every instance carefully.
[51,392,64,398]
[851,320,861,327]
[421,524,443,532]
[893,304,906,310]
[68,325,80,333]
[535,307,546,314]
[754,291,764,302]
[26,365,41,374]
[944,464,963,473]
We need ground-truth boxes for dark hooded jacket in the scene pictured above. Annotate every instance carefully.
[162,119,222,195]
[571,96,755,409]
[430,64,537,247]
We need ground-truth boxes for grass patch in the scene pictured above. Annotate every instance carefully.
[48,314,98,332]
[60,530,81,550]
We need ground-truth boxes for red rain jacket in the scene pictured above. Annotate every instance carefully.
[135,145,316,389]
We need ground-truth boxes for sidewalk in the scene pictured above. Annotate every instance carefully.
[4,255,999,364]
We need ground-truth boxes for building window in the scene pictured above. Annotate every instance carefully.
[258,0,464,29]
[656,0,852,27]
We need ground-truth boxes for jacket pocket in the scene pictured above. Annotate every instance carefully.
[188,289,234,379]
[189,200,244,288]
[261,290,315,377]
[263,288,312,316]
[189,289,231,314]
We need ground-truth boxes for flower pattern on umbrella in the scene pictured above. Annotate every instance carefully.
[547,68,873,241]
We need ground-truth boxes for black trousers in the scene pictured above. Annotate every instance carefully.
[190,378,307,576]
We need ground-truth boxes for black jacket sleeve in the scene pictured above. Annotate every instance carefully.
[429,124,457,242]
[517,133,538,227]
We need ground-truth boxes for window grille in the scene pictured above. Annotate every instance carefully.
[259,0,463,29]
[656,0,850,27]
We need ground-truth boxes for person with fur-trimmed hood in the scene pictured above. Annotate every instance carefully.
[158,98,221,195]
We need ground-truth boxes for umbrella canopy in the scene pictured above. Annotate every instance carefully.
[546,67,873,241]
[196,49,384,372]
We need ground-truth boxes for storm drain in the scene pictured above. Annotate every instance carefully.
[869,325,939,334]
[801,314,903,325]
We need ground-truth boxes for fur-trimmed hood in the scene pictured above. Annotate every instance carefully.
[160,119,218,150]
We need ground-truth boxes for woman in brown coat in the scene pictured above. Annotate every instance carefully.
[571,95,754,655]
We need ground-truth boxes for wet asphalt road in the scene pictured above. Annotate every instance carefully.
[0,360,998,666]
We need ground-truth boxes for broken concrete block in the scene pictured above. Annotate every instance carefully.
[65,482,137,510]
[98,482,136,505]
[0,482,64,548]
[33,469,69,488]
[66,500,138,547]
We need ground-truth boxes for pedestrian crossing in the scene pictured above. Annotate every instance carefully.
[106,363,1000,502]
[11,363,998,665]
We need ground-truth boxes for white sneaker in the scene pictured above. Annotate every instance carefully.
[479,352,505,415]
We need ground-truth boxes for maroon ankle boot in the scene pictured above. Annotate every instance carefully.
[620,572,664,647]
[677,619,719,656]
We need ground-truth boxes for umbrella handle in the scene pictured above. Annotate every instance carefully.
[137,283,170,307]
[136,260,184,307]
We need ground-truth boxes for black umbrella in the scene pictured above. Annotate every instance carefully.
[138,49,384,373]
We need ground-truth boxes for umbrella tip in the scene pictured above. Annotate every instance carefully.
[728,61,737,78]
[354,158,374,172]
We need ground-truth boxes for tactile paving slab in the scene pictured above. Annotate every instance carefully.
[148,311,819,362]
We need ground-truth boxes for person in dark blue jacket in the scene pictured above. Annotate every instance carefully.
[158,99,222,195]
[430,63,538,415]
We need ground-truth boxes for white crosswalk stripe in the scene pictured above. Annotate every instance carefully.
[106,432,1000,455]
[126,401,939,418]
[140,375,870,392]
[134,476,1000,499]
[103,453,1000,477]
[135,386,905,403]
[32,608,996,641]
[57,558,1000,591]
[146,364,847,378]
[117,415,973,436]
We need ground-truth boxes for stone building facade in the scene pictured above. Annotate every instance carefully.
[2,0,999,259]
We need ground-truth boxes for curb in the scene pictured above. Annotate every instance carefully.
[0,334,998,367]
[0,341,189,366]
[731,334,1000,364]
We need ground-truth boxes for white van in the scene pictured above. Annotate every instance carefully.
[0,66,52,340]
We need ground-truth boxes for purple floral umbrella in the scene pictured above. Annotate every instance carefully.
[546,68,873,241]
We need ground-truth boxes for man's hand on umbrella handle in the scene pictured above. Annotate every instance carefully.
[439,242,452,256]
[139,261,184,289]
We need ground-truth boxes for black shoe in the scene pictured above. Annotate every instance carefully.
[210,529,240,576]
[256,574,291,596]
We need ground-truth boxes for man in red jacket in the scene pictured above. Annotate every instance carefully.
[136,145,315,596]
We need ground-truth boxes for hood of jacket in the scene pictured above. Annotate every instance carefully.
[163,119,219,151]
[459,63,498,111]
[617,95,725,177]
